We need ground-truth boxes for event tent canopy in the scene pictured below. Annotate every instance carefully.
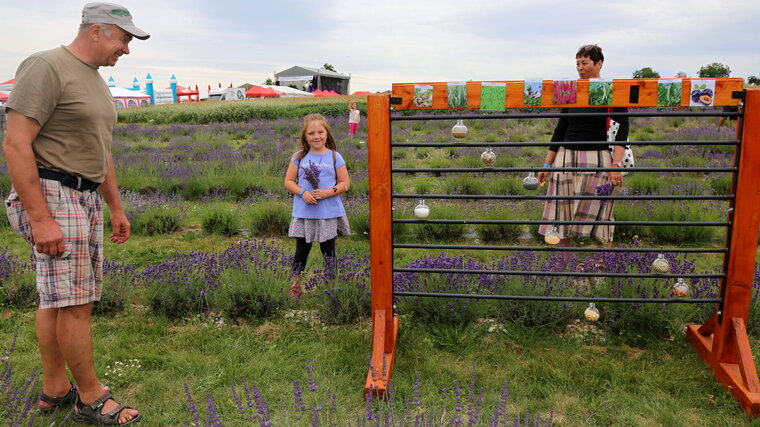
[314,89,340,97]
[245,85,282,97]
[174,85,200,102]
[109,87,151,109]
[0,91,9,102]
[258,85,314,97]
[0,79,14,92]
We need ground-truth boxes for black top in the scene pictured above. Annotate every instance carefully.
[549,107,629,152]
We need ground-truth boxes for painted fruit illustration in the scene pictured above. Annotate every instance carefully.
[691,87,713,105]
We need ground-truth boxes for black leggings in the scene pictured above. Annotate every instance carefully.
[292,237,336,276]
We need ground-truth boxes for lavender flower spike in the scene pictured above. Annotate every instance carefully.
[302,160,321,189]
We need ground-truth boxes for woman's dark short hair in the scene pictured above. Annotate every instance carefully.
[576,44,604,64]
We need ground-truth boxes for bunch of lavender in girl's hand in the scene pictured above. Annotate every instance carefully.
[595,183,613,196]
[302,160,321,189]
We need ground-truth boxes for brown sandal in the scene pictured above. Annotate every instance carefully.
[74,390,142,425]
[38,382,77,413]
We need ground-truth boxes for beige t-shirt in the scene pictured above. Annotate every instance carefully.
[6,46,116,183]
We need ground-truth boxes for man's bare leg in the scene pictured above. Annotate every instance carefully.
[58,303,139,424]
[36,307,73,409]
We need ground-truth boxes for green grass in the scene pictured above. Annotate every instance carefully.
[1,106,756,425]
[1,310,758,425]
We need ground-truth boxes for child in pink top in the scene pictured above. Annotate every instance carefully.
[348,101,360,136]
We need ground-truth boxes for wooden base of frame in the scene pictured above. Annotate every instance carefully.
[687,318,760,418]
[364,310,399,397]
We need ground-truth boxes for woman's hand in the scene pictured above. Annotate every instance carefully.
[537,171,550,186]
[302,190,318,204]
[609,170,624,186]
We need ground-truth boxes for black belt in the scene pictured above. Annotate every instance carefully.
[38,168,100,192]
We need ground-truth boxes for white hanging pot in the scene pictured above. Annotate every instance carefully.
[451,119,468,138]
[480,147,496,166]
[414,200,430,218]
[673,278,689,297]
[544,226,560,245]
[651,253,670,274]
[523,172,539,190]
[584,303,600,322]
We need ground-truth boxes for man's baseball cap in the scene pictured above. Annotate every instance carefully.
[81,2,150,40]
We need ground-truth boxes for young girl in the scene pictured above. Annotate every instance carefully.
[348,101,360,136]
[284,114,351,295]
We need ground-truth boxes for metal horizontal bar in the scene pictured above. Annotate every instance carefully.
[393,193,734,201]
[392,244,729,254]
[393,267,725,279]
[390,111,741,121]
[393,167,737,173]
[394,219,730,226]
[393,291,722,304]
[391,140,739,148]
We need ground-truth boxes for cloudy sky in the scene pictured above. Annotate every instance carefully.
[1,0,757,95]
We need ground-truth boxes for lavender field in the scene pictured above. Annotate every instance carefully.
[1,103,759,425]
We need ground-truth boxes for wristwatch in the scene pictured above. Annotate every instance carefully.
[612,162,623,167]
[332,187,338,193]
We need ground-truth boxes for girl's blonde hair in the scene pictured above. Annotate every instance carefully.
[348,100,357,110]
[296,114,337,160]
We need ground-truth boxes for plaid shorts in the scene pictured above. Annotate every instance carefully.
[4,179,104,309]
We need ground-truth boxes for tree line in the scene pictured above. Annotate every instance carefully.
[632,62,759,84]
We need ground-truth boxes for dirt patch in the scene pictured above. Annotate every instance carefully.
[563,319,606,341]
[255,323,280,342]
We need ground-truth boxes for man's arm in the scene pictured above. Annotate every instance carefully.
[3,110,66,256]
[99,153,130,244]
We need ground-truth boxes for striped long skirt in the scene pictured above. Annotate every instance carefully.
[538,148,615,243]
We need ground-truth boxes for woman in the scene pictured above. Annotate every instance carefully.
[537,44,629,246]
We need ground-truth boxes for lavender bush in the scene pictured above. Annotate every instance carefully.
[201,203,240,237]
[120,190,187,236]
[244,201,291,237]
[394,254,491,326]
[313,251,372,325]
[93,258,141,315]
[207,269,291,323]
[0,247,35,309]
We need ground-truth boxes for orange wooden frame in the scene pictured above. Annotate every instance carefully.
[391,78,743,110]
[686,88,760,418]
[365,85,760,418]
[365,94,399,396]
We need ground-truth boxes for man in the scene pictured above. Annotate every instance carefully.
[3,3,148,424]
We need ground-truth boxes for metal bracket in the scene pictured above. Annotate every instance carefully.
[629,85,640,104]
[390,97,402,105]
[732,91,745,100]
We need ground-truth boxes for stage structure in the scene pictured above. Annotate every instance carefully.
[365,78,760,418]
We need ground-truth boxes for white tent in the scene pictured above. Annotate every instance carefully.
[258,85,314,97]
[109,87,151,109]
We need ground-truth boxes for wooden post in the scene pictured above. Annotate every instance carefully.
[364,94,399,396]
[687,88,760,418]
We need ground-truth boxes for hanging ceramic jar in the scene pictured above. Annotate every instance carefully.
[584,303,600,322]
[651,253,670,274]
[451,119,468,138]
[480,147,496,166]
[672,278,689,297]
[414,200,430,218]
[523,172,539,190]
[544,226,560,245]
